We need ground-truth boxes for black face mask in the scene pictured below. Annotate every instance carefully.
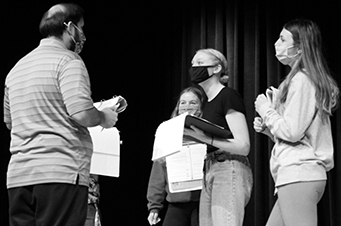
[189,65,215,84]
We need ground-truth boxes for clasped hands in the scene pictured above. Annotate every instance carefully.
[254,86,277,133]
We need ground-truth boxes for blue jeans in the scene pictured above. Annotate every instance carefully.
[199,152,253,226]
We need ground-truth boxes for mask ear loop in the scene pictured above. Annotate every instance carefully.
[63,21,80,46]
[287,45,301,58]
[63,21,72,31]
[64,21,86,44]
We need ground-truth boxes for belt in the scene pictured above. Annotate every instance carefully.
[202,150,251,190]
[205,150,250,167]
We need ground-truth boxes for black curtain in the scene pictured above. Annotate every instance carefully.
[166,0,341,225]
[1,0,341,225]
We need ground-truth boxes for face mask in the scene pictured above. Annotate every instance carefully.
[64,22,86,54]
[275,45,300,65]
[179,105,201,117]
[189,65,215,84]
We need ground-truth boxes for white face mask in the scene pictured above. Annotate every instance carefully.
[275,45,300,65]
[64,22,86,54]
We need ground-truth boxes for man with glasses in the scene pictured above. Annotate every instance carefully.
[3,3,118,225]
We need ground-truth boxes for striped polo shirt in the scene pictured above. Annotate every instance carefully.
[4,38,95,188]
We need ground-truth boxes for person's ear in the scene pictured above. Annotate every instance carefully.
[296,44,302,54]
[213,64,222,74]
[64,22,74,35]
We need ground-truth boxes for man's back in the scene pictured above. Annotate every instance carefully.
[4,38,94,189]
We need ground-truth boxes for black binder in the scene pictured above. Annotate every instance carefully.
[184,115,233,139]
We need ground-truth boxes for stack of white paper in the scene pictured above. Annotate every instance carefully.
[152,113,188,161]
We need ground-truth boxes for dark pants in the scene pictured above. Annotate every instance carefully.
[8,183,88,226]
[162,201,199,226]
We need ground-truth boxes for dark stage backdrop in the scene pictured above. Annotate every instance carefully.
[1,0,341,225]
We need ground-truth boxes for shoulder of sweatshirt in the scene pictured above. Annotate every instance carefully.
[292,71,312,84]
[290,71,315,92]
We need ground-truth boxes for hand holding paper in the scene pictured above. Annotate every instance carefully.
[89,96,125,177]
[95,95,128,113]
[100,108,118,128]
[94,95,128,129]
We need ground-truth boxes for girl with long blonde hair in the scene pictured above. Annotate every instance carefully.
[254,19,339,226]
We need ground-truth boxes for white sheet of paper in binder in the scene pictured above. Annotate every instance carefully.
[166,143,206,193]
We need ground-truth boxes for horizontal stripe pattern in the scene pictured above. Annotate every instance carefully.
[4,38,94,188]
